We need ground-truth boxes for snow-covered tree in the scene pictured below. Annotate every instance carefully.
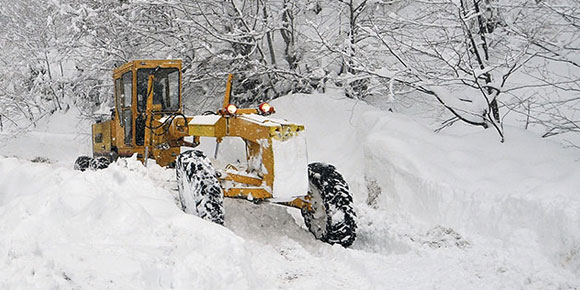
[0,0,578,147]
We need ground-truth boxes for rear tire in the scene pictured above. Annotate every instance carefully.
[302,162,357,247]
[176,150,224,225]
[74,156,91,171]
[89,156,110,170]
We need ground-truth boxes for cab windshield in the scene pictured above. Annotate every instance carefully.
[137,68,180,112]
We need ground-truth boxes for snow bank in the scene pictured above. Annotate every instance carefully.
[272,95,374,203]
[359,111,580,274]
[0,109,92,167]
[0,157,279,289]
[273,93,580,277]
[1,93,579,289]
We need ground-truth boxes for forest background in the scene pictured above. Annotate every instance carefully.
[0,0,578,149]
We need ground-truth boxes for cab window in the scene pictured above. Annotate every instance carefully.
[114,78,122,116]
[121,71,133,145]
[137,68,180,112]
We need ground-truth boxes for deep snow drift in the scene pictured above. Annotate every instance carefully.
[1,94,579,289]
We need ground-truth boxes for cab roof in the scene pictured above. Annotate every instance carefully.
[113,59,182,79]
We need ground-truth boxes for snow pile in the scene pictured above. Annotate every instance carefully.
[359,110,580,271]
[0,157,279,289]
[272,94,580,279]
[0,93,579,289]
[271,95,372,202]
[0,110,92,167]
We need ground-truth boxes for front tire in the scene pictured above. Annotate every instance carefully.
[176,150,224,225]
[302,162,357,247]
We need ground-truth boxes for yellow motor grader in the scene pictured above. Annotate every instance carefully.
[75,59,356,247]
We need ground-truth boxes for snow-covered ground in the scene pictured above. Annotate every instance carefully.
[1,94,579,289]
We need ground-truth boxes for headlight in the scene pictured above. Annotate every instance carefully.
[258,102,275,115]
[226,104,238,115]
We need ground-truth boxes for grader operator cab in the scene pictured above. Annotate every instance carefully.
[75,60,356,247]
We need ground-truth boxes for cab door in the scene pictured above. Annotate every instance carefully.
[118,71,133,146]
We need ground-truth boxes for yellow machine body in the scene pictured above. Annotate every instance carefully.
[92,60,310,209]
[92,121,112,156]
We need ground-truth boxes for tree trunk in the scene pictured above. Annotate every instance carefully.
[262,2,276,66]
[280,0,297,70]
[472,0,500,123]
